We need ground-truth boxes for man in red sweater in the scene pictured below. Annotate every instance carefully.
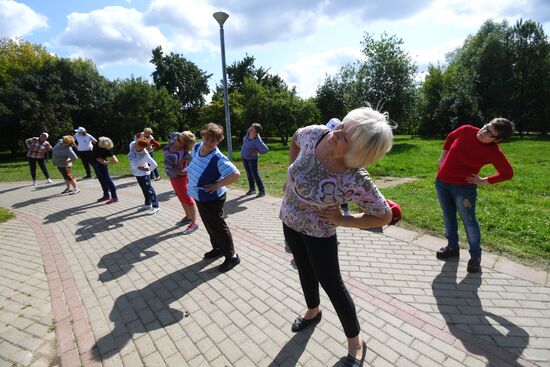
[435,118,514,273]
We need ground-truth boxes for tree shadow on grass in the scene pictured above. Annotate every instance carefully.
[97,226,182,282]
[92,259,221,361]
[432,259,529,366]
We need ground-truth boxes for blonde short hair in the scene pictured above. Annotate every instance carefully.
[343,107,393,168]
[143,128,153,135]
[179,131,196,151]
[62,135,75,146]
[98,137,114,150]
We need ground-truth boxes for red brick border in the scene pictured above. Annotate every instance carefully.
[17,212,101,367]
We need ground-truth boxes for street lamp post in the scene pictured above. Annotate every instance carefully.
[213,11,233,161]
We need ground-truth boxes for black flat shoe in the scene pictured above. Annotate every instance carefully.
[203,248,222,259]
[436,245,460,260]
[291,311,322,332]
[344,340,366,367]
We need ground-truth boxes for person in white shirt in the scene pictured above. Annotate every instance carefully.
[128,138,160,215]
[73,126,97,179]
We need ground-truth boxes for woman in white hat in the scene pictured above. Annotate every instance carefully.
[73,126,97,179]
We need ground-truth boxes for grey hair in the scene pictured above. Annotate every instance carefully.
[343,107,394,168]
[40,132,49,138]
[98,136,114,150]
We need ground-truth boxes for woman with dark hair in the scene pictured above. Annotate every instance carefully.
[25,132,52,186]
[241,122,269,197]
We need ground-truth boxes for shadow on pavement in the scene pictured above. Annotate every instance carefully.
[432,259,529,366]
[74,207,144,241]
[43,201,103,224]
[224,195,257,215]
[268,327,315,367]
[92,259,221,361]
[97,227,182,282]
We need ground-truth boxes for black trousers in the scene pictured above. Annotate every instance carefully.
[196,194,235,257]
[283,223,360,338]
[28,157,50,180]
[78,150,95,177]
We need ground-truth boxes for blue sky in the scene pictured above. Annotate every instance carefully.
[2,0,549,99]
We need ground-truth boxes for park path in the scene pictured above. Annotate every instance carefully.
[0,177,549,367]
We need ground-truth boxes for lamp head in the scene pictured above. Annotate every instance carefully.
[213,11,229,26]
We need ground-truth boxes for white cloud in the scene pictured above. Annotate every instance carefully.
[280,48,362,99]
[56,6,167,65]
[410,38,465,71]
[0,0,48,38]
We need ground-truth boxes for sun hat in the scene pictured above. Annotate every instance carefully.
[74,127,86,133]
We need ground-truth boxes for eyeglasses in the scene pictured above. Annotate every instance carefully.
[482,124,499,139]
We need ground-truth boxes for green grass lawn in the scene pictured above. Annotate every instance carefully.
[2,136,549,265]
[0,207,15,223]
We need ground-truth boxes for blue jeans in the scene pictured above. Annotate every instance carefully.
[242,158,265,193]
[95,163,117,199]
[436,179,481,259]
[149,151,160,179]
[136,175,158,208]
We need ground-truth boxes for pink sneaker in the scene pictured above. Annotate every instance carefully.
[182,223,199,235]
[106,198,118,204]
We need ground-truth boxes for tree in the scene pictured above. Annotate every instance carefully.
[150,46,211,129]
[315,75,346,122]
[509,19,550,135]
[109,77,179,148]
[358,32,418,131]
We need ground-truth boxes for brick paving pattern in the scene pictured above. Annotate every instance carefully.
[0,177,549,367]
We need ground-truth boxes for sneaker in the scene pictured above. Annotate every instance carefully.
[148,207,160,215]
[106,198,118,204]
[182,223,199,235]
[154,177,161,181]
[32,180,37,187]
[342,208,351,216]
[436,246,460,260]
[246,189,256,195]
[69,189,81,195]
[61,188,71,194]
[203,248,223,259]
[219,254,240,272]
[256,192,265,197]
[467,258,481,273]
[137,204,151,212]
[97,196,110,202]
[176,217,192,226]
[83,175,92,179]
[46,178,53,184]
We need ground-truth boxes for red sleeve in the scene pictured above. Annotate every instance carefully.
[487,147,513,184]
[150,139,161,149]
[442,126,469,150]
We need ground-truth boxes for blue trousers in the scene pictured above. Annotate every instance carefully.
[436,179,481,259]
[136,175,158,208]
[242,158,265,193]
[95,163,117,199]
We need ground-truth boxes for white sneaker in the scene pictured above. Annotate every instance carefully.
[148,207,160,215]
[69,189,80,195]
[46,178,53,184]
[137,204,152,212]
[32,180,37,187]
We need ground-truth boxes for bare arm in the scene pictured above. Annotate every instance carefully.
[289,132,300,164]
[203,171,241,193]
[318,208,392,229]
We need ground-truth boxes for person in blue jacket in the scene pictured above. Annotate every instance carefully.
[241,123,269,197]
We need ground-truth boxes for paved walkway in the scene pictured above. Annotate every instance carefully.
[0,177,549,367]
